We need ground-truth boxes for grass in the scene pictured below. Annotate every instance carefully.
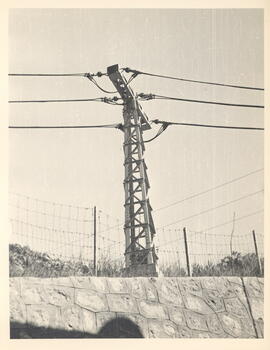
[9,243,263,278]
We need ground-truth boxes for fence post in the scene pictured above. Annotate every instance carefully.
[183,227,191,277]
[93,206,97,276]
[252,230,262,276]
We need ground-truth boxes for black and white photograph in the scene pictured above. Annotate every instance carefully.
[6,5,266,342]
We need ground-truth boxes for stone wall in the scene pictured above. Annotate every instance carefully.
[9,276,264,338]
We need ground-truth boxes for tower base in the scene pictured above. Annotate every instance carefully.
[123,263,159,277]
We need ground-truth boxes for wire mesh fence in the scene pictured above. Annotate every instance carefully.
[9,193,263,277]
[155,227,264,276]
[9,193,125,275]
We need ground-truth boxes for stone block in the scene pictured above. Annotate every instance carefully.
[70,276,91,289]
[227,281,247,303]
[218,313,243,337]
[10,295,27,327]
[10,281,21,301]
[177,325,193,338]
[81,308,97,334]
[214,277,238,298]
[26,304,61,329]
[42,285,74,306]
[255,318,264,338]
[227,276,243,285]
[142,279,158,301]
[60,304,84,332]
[167,305,186,326]
[153,278,184,306]
[75,288,108,312]
[9,278,21,296]
[117,313,149,337]
[183,293,213,314]
[21,284,45,305]
[224,297,250,318]
[107,278,127,294]
[191,330,212,338]
[240,316,257,338]
[125,277,145,299]
[200,277,217,290]
[248,297,264,320]
[258,278,264,287]
[243,277,263,298]
[138,300,167,319]
[148,319,178,338]
[178,278,203,297]
[20,277,47,286]
[50,277,74,287]
[107,293,138,313]
[206,313,224,335]
[88,277,108,293]
[202,291,225,313]
[184,309,208,332]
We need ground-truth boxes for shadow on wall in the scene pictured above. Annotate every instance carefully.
[10,317,144,339]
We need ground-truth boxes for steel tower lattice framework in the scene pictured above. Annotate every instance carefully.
[107,64,158,276]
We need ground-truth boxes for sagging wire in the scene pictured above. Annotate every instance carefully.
[122,67,264,91]
[137,93,264,109]
[84,73,118,94]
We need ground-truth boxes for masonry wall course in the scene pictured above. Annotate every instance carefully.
[9,276,264,338]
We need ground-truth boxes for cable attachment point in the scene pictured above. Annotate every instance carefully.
[152,119,172,127]
[116,123,124,132]
[96,71,104,77]
[84,73,94,81]
[102,97,110,103]
[137,93,155,100]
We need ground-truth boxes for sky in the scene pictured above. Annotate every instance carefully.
[8,8,264,259]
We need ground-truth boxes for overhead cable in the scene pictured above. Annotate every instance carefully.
[122,67,264,91]
[154,168,263,212]
[9,73,88,77]
[9,123,123,130]
[157,209,263,248]
[201,209,263,232]
[138,93,264,109]
[144,123,171,143]
[157,189,263,229]
[152,119,264,131]
[8,96,122,104]
[8,71,107,77]
[9,71,117,94]
[85,73,118,94]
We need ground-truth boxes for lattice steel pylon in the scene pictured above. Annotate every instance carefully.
[107,64,159,277]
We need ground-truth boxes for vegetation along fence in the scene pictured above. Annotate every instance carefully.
[9,193,263,277]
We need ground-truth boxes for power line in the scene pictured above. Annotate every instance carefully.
[8,71,108,77]
[152,119,264,131]
[85,74,117,94]
[157,209,263,248]
[9,123,123,130]
[9,71,117,94]
[154,168,264,212]
[157,189,263,229]
[138,93,264,109]
[9,73,88,77]
[122,68,264,91]
[8,97,122,104]
[202,209,263,232]
[9,98,102,104]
